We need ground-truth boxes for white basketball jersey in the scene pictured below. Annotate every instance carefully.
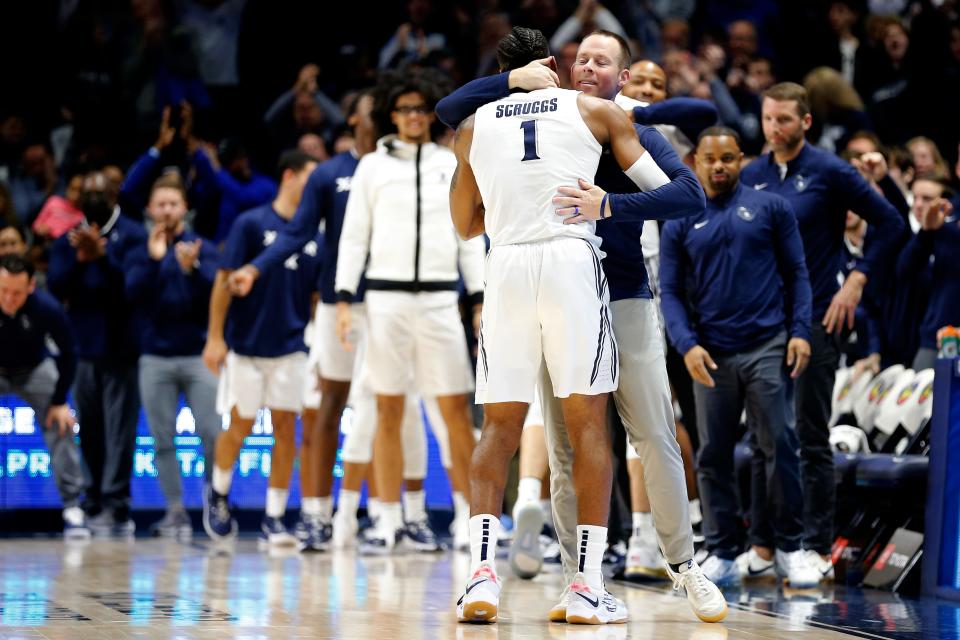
[470,88,603,247]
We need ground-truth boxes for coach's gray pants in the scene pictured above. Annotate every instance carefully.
[541,298,694,582]
[139,354,220,507]
[0,359,85,508]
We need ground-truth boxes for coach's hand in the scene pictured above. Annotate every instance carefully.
[786,337,811,379]
[335,301,354,351]
[508,57,559,91]
[553,179,610,224]
[823,270,865,334]
[228,265,259,297]
[45,404,75,437]
[203,337,228,375]
[684,345,717,388]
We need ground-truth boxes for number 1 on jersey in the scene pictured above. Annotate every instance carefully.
[520,119,540,162]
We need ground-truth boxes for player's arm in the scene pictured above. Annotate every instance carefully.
[202,269,232,375]
[450,115,486,240]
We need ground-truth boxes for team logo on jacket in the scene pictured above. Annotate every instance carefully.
[793,174,809,192]
[736,206,755,221]
[335,177,353,193]
[20,315,30,330]
[303,240,318,256]
[263,230,277,246]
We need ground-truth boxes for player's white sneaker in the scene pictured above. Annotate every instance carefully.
[804,550,835,582]
[736,547,776,579]
[776,549,820,588]
[456,562,502,623]
[548,584,570,622]
[666,560,729,623]
[565,573,628,625]
[509,501,544,579]
[624,535,667,580]
[699,554,739,586]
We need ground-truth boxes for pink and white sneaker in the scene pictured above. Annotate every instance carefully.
[456,562,502,623]
[565,572,628,625]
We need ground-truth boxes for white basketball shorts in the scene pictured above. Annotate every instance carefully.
[216,351,307,419]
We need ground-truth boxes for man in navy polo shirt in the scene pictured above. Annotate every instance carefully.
[201,150,320,548]
[739,83,904,580]
[0,255,87,538]
[661,126,817,588]
[125,174,221,538]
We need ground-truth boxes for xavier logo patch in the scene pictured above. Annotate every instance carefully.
[335,177,353,193]
[793,174,809,192]
[736,206,755,221]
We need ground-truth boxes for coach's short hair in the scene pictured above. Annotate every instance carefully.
[763,82,811,117]
[584,30,632,69]
[697,126,742,148]
[497,27,550,72]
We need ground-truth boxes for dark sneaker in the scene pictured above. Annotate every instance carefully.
[89,509,135,538]
[296,513,331,552]
[203,487,237,541]
[360,526,403,555]
[259,516,300,549]
[62,506,91,540]
[402,520,441,552]
[150,509,192,538]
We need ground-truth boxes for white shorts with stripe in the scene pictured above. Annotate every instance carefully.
[475,237,618,404]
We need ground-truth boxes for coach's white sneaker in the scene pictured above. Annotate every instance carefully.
[776,549,820,588]
[666,560,728,623]
[625,535,667,580]
[736,547,776,579]
[565,573,628,625]
[805,550,835,582]
[456,562,501,623]
[548,584,570,622]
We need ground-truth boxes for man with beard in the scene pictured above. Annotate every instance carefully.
[47,168,147,536]
[660,127,816,588]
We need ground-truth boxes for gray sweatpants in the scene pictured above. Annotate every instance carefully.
[541,298,694,582]
[0,359,85,508]
[139,354,220,507]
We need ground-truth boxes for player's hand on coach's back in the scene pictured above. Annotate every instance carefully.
[684,345,717,388]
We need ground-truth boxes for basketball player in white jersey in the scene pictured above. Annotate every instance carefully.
[450,27,664,625]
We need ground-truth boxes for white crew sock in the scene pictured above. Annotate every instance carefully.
[469,514,501,574]
[540,498,555,531]
[212,466,233,495]
[577,524,608,591]
[368,497,382,523]
[266,488,289,519]
[632,511,656,544]
[318,496,333,521]
[689,499,702,526]
[453,492,469,522]
[378,502,403,537]
[302,497,321,517]
[338,490,360,519]
[516,477,541,508]
[403,490,427,524]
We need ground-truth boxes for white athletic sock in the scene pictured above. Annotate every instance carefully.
[266,488,289,519]
[302,497,321,517]
[403,490,427,524]
[368,497,382,522]
[378,502,403,537]
[540,498,554,531]
[517,477,541,507]
[577,524,608,591]
[632,511,656,544]
[212,466,233,495]
[689,499,702,526]
[318,496,333,521]
[338,490,360,519]
[469,514,501,574]
[453,492,469,521]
